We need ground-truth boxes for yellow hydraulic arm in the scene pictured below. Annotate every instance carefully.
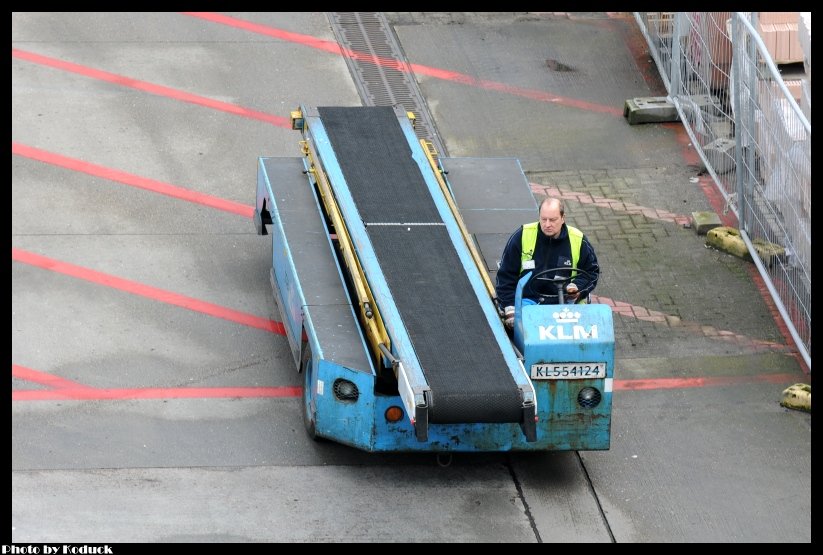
[420,138,497,302]
[293,111,391,367]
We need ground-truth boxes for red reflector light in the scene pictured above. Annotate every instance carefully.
[385,406,404,422]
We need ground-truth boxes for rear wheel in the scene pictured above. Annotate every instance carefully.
[300,344,318,441]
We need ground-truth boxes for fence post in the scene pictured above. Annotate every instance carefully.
[745,13,760,233]
[670,13,683,97]
[731,14,745,228]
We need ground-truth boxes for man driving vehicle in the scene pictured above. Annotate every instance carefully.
[495,197,600,329]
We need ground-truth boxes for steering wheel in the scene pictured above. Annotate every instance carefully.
[525,266,595,304]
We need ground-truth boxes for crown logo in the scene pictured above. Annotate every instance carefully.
[553,307,580,323]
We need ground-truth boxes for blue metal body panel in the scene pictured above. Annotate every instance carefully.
[256,156,375,372]
[301,109,432,422]
[257,158,306,365]
[312,358,377,450]
[520,302,613,450]
[512,272,613,450]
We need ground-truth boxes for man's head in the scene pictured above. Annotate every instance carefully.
[538,197,565,239]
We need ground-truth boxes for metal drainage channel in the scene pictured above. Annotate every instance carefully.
[327,12,446,156]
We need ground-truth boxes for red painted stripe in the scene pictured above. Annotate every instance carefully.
[12,373,802,401]
[183,12,624,117]
[591,293,790,353]
[12,364,93,391]
[530,181,792,354]
[614,372,801,391]
[13,386,301,401]
[12,248,285,335]
[662,123,739,228]
[412,66,624,116]
[12,142,254,218]
[663,109,808,373]
[664,121,701,167]
[531,182,692,225]
[12,48,291,128]
[696,174,737,227]
[619,14,667,95]
[746,265,811,375]
[183,12,345,55]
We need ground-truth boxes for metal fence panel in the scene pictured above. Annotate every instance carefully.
[634,12,810,370]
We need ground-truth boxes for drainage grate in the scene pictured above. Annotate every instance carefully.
[327,12,445,155]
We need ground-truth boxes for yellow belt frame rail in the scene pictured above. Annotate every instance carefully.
[297,128,391,367]
[420,138,497,302]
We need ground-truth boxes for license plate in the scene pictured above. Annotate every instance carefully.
[531,362,607,380]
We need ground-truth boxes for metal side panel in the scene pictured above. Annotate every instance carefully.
[440,157,538,274]
[306,305,374,377]
[440,157,538,215]
[259,157,373,375]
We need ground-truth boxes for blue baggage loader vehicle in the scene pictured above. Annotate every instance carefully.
[253,105,613,452]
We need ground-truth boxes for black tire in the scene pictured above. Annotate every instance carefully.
[300,344,318,441]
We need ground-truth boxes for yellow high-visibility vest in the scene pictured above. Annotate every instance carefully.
[520,222,585,303]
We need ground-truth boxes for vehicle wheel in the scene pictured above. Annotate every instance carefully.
[300,344,318,441]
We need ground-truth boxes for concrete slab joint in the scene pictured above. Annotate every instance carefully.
[691,211,722,235]
[704,138,737,174]
[683,94,723,118]
[623,96,680,124]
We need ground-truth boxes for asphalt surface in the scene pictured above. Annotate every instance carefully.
[11,12,810,544]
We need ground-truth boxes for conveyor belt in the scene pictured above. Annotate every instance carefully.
[318,106,522,423]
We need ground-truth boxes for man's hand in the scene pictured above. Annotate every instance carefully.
[565,283,580,302]
[504,306,515,329]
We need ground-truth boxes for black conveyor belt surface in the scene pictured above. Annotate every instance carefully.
[318,106,522,423]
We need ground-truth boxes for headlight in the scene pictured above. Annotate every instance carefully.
[333,379,359,402]
[577,387,601,409]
